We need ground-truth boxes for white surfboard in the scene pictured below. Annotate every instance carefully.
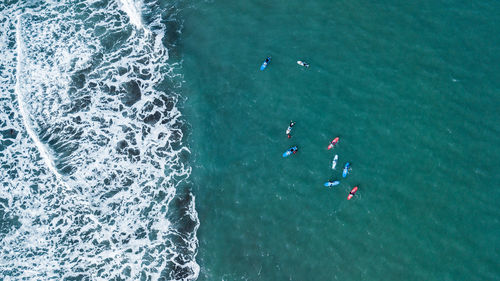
[332,154,338,169]
[297,61,309,68]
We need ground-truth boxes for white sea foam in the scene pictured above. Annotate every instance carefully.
[14,15,68,188]
[0,0,198,280]
[118,0,144,29]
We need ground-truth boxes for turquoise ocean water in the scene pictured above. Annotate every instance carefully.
[182,0,500,280]
[1,0,499,280]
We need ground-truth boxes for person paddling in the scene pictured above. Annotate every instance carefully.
[286,121,295,138]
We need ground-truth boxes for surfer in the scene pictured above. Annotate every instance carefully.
[282,146,298,157]
[297,61,310,68]
[260,56,272,71]
[348,186,358,200]
[324,180,340,187]
[286,121,295,138]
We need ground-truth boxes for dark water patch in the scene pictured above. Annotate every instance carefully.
[58,163,75,175]
[167,186,197,237]
[116,139,128,153]
[142,100,154,112]
[127,148,140,156]
[0,206,21,237]
[66,53,104,114]
[100,188,121,201]
[122,177,133,187]
[89,0,108,11]
[163,99,175,114]
[71,116,82,124]
[162,19,183,59]
[4,166,17,179]
[156,0,186,60]
[141,126,151,138]
[178,147,190,163]
[100,26,132,52]
[93,25,106,37]
[148,228,158,241]
[138,72,152,81]
[118,66,128,76]
[71,73,86,89]
[125,132,137,146]
[1,129,17,139]
[127,148,140,162]
[30,184,38,193]
[143,111,161,125]
[161,261,193,280]
[36,122,86,175]
[103,173,117,186]
[113,47,133,64]
[168,128,183,147]
[121,266,131,278]
[153,98,163,107]
[134,227,146,239]
[120,80,141,106]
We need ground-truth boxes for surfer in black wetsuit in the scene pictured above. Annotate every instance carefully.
[287,121,295,138]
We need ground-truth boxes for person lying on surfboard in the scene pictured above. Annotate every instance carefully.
[297,61,310,68]
[286,121,295,138]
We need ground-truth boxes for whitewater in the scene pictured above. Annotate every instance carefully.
[0,0,199,280]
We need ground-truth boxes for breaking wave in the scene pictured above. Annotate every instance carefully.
[0,0,199,280]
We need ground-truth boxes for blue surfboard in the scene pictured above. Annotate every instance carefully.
[342,162,351,178]
[260,56,271,71]
[324,181,340,187]
[282,146,297,157]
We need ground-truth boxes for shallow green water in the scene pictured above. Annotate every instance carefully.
[181,0,500,280]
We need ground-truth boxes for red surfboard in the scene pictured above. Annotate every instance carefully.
[347,186,358,200]
[327,137,339,150]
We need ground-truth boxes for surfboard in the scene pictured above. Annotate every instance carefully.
[260,57,271,70]
[332,155,338,169]
[297,60,309,68]
[348,186,358,200]
[328,137,339,150]
[324,181,340,187]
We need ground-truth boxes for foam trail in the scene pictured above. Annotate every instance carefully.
[14,15,67,187]
[118,0,144,29]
